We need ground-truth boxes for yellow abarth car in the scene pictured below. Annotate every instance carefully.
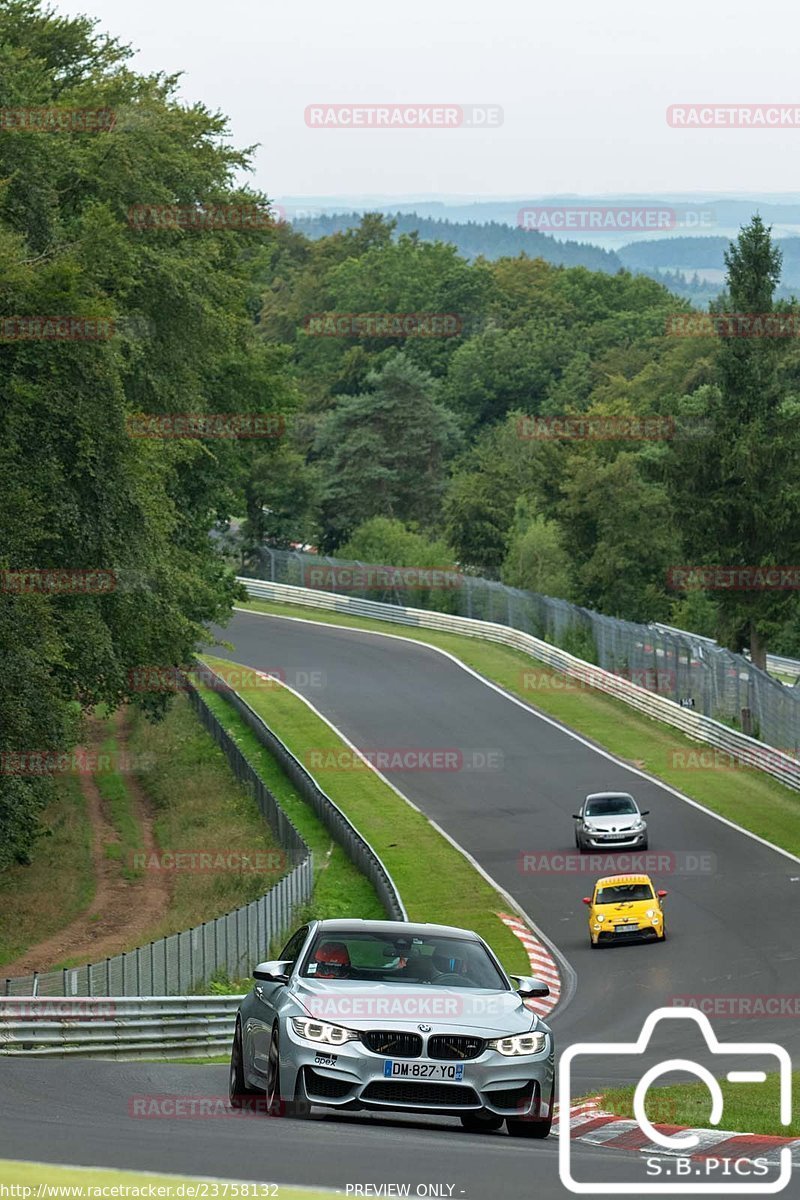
[582,873,668,948]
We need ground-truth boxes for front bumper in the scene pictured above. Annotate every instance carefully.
[283,1025,555,1118]
[581,830,647,849]
[593,920,662,944]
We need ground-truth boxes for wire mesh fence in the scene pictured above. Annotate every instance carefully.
[251,547,800,756]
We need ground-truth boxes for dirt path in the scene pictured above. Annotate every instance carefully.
[3,711,172,978]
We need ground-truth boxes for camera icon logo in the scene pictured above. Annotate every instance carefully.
[559,1007,792,1194]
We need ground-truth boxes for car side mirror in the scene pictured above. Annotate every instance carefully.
[657,890,668,899]
[253,959,292,983]
[641,810,650,816]
[510,974,550,999]
[571,814,581,820]
[582,897,592,906]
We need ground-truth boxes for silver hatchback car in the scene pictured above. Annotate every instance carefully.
[229,918,555,1137]
[573,791,649,851]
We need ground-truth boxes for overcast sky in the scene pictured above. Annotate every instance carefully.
[59,0,800,200]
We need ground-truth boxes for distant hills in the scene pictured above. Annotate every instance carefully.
[289,209,800,305]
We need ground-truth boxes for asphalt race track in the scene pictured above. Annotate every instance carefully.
[2,608,799,1199]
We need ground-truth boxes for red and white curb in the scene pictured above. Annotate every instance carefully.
[554,1097,800,1164]
[498,912,561,1018]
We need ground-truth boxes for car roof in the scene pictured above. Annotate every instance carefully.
[584,791,636,802]
[312,918,481,940]
[595,873,653,887]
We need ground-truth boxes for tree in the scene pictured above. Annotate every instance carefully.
[501,503,572,598]
[313,355,460,548]
[669,217,800,667]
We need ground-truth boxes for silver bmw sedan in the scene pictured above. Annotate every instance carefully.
[229,918,555,1137]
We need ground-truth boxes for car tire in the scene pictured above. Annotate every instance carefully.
[266,1025,311,1119]
[660,923,667,942]
[640,837,649,851]
[506,1114,553,1139]
[460,1111,504,1133]
[229,1021,260,1109]
[590,937,599,949]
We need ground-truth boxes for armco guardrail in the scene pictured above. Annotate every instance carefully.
[3,679,314,997]
[766,654,800,683]
[253,547,800,756]
[195,662,407,921]
[0,996,240,1059]
[239,578,800,795]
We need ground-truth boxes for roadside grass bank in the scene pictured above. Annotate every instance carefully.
[126,695,289,939]
[194,682,390,927]
[200,654,531,977]
[0,774,93,968]
[596,1072,800,1137]
[96,729,143,880]
[240,600,800,858]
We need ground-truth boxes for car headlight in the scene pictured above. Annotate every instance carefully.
[596,914,605,922]
[291,1018,359,1045]
[488,1032,547,1057]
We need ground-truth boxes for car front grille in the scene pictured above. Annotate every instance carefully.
[427,1034,486,1060]
[304,1068,352,1099]
[362,1030,422,1058]
[362,1080,478,1107]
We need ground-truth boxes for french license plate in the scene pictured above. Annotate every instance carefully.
[615,924,639,932]
[383,1060,464,1081]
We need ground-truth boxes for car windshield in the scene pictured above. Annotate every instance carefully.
[585,796,637,816]
[300,930,507,990]
[595,883,654,904]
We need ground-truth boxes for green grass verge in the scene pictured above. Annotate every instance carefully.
[95,731,143,880]
[597,1072,800,1137]
[194,682,386,927]
[127,695,292,940]
[0,1160,333,1198]
[0,774,94,968]
[239,600,800,858]
[201,654,530,977]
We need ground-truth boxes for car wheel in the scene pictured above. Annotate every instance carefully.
[660,922,667,941]
[506,1114,553,1139]
[229,1021,260,1109]
[590,936,599,949]
[460,1111,504,1133]
[266,1025,309,1118]
[640,837,649,851]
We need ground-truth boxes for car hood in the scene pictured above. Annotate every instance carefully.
[594,900,656,920]
[584,814,640,830]
[290,979,543,1037]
